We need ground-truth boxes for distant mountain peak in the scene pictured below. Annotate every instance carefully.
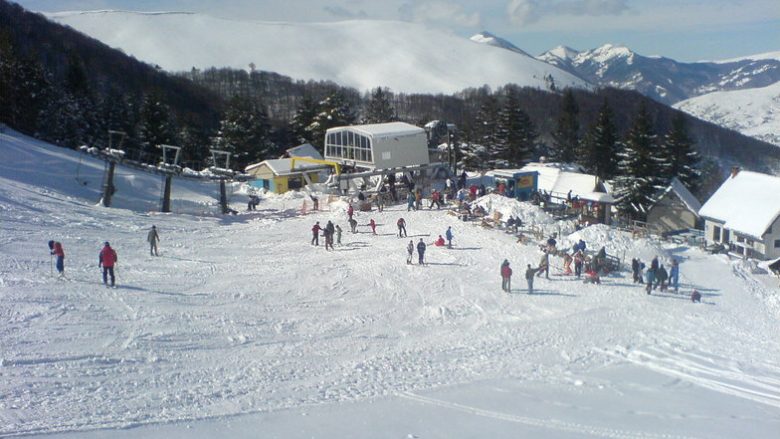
[469,31,531,57]
[545,45,580,61]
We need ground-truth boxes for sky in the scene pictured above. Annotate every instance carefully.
[13,0,780,61]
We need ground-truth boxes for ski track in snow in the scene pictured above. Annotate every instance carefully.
[1,130,780,437]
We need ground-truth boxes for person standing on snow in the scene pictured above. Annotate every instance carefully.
[656,264,668,291]
[407,191,416,211]
[416,238,427,265]
[335,225,343,245]
[397,218,407,237]
[369,218,377,235]
[98,242,118,287]
[646,257,658,294]
[669,260,680,292]
[311,221,321,246]
[631,258,639,283]
[324,221,335,250]
[49,240,65,277]
[537,251,550,279]
[406,240,414,264]
[347,203,354,221]
[445,226,454,248]
[574,250,584,278]
[525,264,536,294]
[147,225,160,256]
[501,259,512,292]
[349,218,358,233]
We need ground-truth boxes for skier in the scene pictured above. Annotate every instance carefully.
[349,218,358,233]
[311,221,321,246]
[574,250,584,278]
[347,203,354,221]
[631,258,639,283]
[407,191,415,211]
[406,240,414,264]
[417,238,427,265]
[98,242,118,288]
[397,218,407,238]
[429,190,442,209]
[325,221,335,250]
[49,240,65,277]
[445,226,454,249]
[537,251,550,279]
[501,259,512,292]
[369,218,377,235]
[335,225,343,245]
[525,264,536,294]
[434,235,445,246]
[669,260,680,292]
[147,225,160,256]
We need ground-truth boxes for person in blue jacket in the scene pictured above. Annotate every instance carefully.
[669,260,680,292]
[445,226,454,248]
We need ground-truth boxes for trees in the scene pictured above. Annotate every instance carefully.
[211,95,274,169]
[307,91,356,151]
[291,95,319,144]
[580,98,619,180]
[139,92,177,162]
[363,87,396,124]
[496,87,536,168]
[550,88,579,163]
[660,112,701,191]
[613,102,663,217]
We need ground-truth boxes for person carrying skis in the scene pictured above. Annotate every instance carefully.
[397,218,407,237]
[406,240,414,264]
[501,259,512,292]
[669,260,680,292]
[311,221,321,246]
[445,226,454,249]
[335,225,343,245]
[369,218,377,235]
[98,242,118,287]
[416,238,427,265]
[49,240,65,277]
[147,225,160,256]
[525,264,536,294]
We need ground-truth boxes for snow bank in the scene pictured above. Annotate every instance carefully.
[564,224,667,261]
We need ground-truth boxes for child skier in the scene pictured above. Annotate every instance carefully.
[49,240,65,277]
[406,240,414,264]
[147,225,160,256]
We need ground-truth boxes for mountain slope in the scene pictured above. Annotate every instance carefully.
[674,81,780,146]
[538,44,780,105]
[47,11,586,94]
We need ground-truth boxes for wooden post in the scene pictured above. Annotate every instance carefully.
[219,179,228,214]
[161,174,173,213]
[102,161,116,207]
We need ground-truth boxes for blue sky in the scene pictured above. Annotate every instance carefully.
[14,0,780,61]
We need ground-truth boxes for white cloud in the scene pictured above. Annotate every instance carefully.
[507,0,629,25]
[399,1,480,27]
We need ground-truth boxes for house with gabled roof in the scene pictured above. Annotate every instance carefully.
[698,168,780,260]
[646,177,702,234]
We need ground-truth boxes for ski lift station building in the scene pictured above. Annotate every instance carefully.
[323,122,430,170]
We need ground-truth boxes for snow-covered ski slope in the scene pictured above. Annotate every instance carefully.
[1,130,780,438]
[45,10,587,94]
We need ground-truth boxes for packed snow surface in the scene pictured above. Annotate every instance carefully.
[45,11,586,94]
[674,81,780,146]
[1,129,780,438]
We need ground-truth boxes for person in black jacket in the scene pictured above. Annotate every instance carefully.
[416,238,427,265]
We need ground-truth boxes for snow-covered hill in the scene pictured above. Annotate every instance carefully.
[537,44,780,105]
[2,130,780,438]
[674,81,780,146]
[45,11,585,94]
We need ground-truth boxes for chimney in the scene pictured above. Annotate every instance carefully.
[730,166,740,178]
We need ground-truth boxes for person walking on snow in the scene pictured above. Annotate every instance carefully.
[347,203,354,221]
[147,225,160,256]
[445,226,454,248]
[49,240,65,277]
[525,264,536,294]
[407,192,416,211]
[669,260,680,292]
[311,221,321,246]
[335,225,343,245]
[397,218,407,237]
[324,221,335,250]
[369,218,377,235]
[417,238,427,265]
[501,260,512,292]
[574,250,584,278]
[349,218,358,233]
[98,242,118,287]
[656,264,668,291]
[406,240,415,264]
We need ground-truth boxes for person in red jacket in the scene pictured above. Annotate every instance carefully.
[434,235,445,246]
[311,221,321,246]
[347,203,354,221]
[501,259,512,292]
[98,242,118,287]
[369,218,377,235]
[49,240,65,277]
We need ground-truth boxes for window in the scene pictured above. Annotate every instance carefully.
[737,235,744,243]
[713,225,721,241]
[775,239,780,248]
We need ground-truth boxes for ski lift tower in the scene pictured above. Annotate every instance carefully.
[159,144,182,212]
[100,130,127,208]
[210,149,233,214]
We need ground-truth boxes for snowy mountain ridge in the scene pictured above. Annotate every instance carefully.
[46,10,586,94]
[469,31,531,57]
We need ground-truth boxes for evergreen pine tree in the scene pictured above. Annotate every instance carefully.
[211,95,273,169]
[496,88,536,167]
[363,87,396,124]
[139,92,177,162]
[550,88,579,163]
[580,98,619,180]
[291,95,318,144]
[614,102,663,218]
[661,112,701,191]
[308,91,356,151]
[474,95,501,167]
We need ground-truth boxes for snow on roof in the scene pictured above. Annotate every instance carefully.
[656,177,701,214]
[330,122,424,138]
[516,163,603,198]
[699,171,780,238]
[245,159,323,176]
[286,143,322,160]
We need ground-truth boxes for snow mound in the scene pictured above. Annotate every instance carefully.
[565,224,667,261]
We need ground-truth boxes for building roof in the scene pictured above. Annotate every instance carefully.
[655,177,701,214]
[245,158,324,176]
[699,170,780,238]
[329,122,425,138]
[521,163,609,199]
[285,143,322,160]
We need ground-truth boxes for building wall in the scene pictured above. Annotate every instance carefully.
[371,132,429,169]
[647,193,698,233]
[760,216,780,260]
[704,216,780,260]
